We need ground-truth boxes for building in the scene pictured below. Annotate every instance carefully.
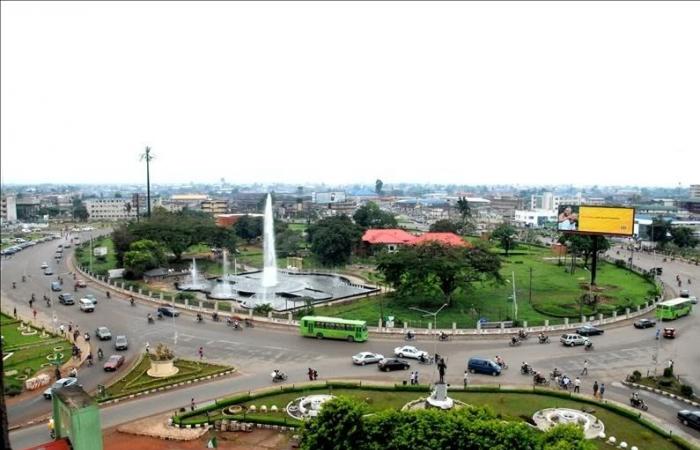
[84,198,137,221]
[413,232,471,247]
[361,229,469,253]
[312,191,347,204]
[15,196,41,220]
[52,384,103,450]
[161,194,209,212]
[690,185,700,199]
[530,192,560,210]
[1,195,17,223]
[215,213,264,228]
[201,199,228,215]
[514,209,558,228]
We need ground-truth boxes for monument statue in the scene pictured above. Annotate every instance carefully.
[437,357,447,383]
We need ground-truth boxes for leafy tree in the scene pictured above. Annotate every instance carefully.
[72,198,89,222]
[671,226,698,248]
[491,223,517,255]
[429,219,459,233]
[256,192,275,212]
[375,179,383,195]
[301,396,366,450]
[456,196,472,220]
[276,229,303,257]
[649,216,673,246]
[123,239,167,278]
[353,202,397,229]
[234,215,263,243]
[112,225,136,266]
[557,234,610,269]
[308,215,363,266]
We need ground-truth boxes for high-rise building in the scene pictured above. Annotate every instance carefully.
[690,185,700,199]
[1,195,18,223]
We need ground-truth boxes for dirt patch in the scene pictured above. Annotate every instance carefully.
[117,413,207,441]
[577,283,618,293]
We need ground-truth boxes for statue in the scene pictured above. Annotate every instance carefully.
[437,357,447,383]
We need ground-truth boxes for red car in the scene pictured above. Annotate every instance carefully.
[76,279,87,288]
[663,328,676,339]
[103,355,125,371]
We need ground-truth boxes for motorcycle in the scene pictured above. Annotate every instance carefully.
[196,314,203,323]
[212,313,220,322]
[509,338,521,347]
[83,333,90,342]
[271,371,288,383]
[533,375,549,386]
[130,297,135,306]
[97,349,104,361]
[496,360,509,370]
[438,333,450,341]
[549,369,562,380]
[630,396,648,411]
[12,282,16,289]
[405,333,416,341]
[418,355,434,365]
[584,342,594,351]
[538,335,550,344]
[106,291,111,299]
[147,316,155,324]
[520,365,534,375]
[245,318,254,328]
[518,331,529,340]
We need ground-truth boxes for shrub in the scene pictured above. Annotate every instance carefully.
[630,370,642,382]
[254,304,273,315]
[657,378,673,387]
[176,292,195,301]
[663,366,674,378]
[680,384,694,398]
[614,259,626,267]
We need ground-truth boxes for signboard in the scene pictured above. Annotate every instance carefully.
[557,205,634,236]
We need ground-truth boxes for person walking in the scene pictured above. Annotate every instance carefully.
[68,323,73,333]
[463,370,469,389]
[59,324,65,335]
[409,371,415,385]
[308,368,314,381]
[593,380,599,398]
[13,307,17,318]
[313,369,318,380]
[414,371,419,385]
[145,342,150,355]
[574,377,581,393]
[581,359,589,376]
[190,398,196,411]
[599,383,605,399]
[198,346,204,360]
[655,328,660,340]
[32,309,37,320]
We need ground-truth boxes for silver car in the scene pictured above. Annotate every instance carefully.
[114,335,128,350]
[352,352,385,365]
[43,377,78,399]
[95,326,112,340]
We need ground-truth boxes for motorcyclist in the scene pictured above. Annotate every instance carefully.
[521,362,531,374]
[69,367,78,378]
[419,353,427,364]
[226,316,233,326]
[48,418,55,439]
[518,329,527,339]
[534,372,546,384]
[147,313,154,323]
[551,367,561,379]
[212,312,219,322]
[83,332,90,341]
[585,340,593,350]
[12,281,16,289]
[106,290,111,299]
[538,332,547,342]
[87,352,93,366]
[22,275,26,282]
[495,355,505,368]
[233,319,240,329]
[157,311,164,320]
[406,330,415,340]
[439,331,447,341]
[196,313,203,322]
[511,336,519,345]
[97,348,104,360]
[130,296,135,306]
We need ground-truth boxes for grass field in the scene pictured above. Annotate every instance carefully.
[181,387,680,450]
[2,313,71,395]
[75,237,117,276]
[316,246,655,328]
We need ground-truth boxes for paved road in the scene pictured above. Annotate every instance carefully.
[4,234,700,448]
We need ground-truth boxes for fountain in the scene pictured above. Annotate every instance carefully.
[177,258,210,291]
[262,193,278,289]
[532,408,604,439]
[286,394,336,420]
[210,249,236,299]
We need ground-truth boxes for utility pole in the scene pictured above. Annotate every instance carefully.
[528,266,532,304]
[511,271,517,321]
[140,147,154,218]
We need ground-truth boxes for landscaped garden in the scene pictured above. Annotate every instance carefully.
[1,313,72,396]
[174,382,692,450]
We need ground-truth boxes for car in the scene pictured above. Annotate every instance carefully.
[40,262,48,269]
[467,357,502,376]
[58,293,75,305]
[352,352,385,365]
[43,377,78,399]
[378,358,410,372]
[103,355,125,372]
[576,325,604,336]
[678,410,700,430]
[634,318,656,329]
[63,243,71,248]
[680,289,689,298]
[114,335,128,350]
[689,295,698,305]
[44,268,54,276]
[76,279,87,288]
[157,306,179,317]
[79,298,95,312]
[95,326,112,340]
[83,293,98,304]
[663,327,676,339]
[560,333,589,347]
[51,281,62,292]
[393,345,429,360]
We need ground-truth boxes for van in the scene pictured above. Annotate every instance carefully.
[79,298,95,312]
[51,281,61,292]
[560,333,588,347]
[467,357,501,376]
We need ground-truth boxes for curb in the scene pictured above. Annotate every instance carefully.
[622,381,700,407]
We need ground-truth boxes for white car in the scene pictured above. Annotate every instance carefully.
[40,262,48,269]
[560,333,589,347]
[394,345,429,360]
[43,377,78,399]
[352,352,384,365]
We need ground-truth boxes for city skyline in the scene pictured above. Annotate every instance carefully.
[2,2,699,187]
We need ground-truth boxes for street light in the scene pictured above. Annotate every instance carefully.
[409,303,448,380]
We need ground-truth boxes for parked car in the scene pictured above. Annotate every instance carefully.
[114,335,128,350]
[560,333,589,347]
[103,355,125,372]
[40,262,48,269]
[467,357,501,376]
[51,281,62,292]
[58,293,75,305]
[678,410,700,430]
[76,279,87,288]
[378,358,410,372]
[393,345,429,360]
[83,293,97,305]
[95,326,112,340]
[689,295,698,305]
[79,298,95,312]
[663,327,676,339]
[576,325,604,336]
[680,289,690,298]
[634,318,656,329]
[43,268,54,276]
[63,243,71,248]
[352,352,384,365]
[43,377,78,399]
[157,306,179,317]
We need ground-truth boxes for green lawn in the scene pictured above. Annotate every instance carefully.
[75,237,117,276]
[2,313,72,396]
[181,387,681,450]
[316,247,656,328]
[102,355,232,401]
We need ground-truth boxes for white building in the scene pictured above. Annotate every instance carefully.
[1,195,18,223]
[514,209,558,228]
[690,185,700,199]
[530,192,561,210]
[84,198,137,221]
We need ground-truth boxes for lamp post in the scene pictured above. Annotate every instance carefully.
[410,303,448,379]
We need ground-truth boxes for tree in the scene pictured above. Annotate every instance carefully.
[353,202,397,229]
[375,179,383,195]
[112,225,136,266]
[556,235,610,269]
[123,239,167,278]
[301,397,366,450]
[277,229,303,257]
[0,345,10,450]
[491,223,517,256]
[671,227,699,248]
[456,196,472,220]
[429,219,459,233]
[234,215,263,243]
[72,198,89,222]
[308,215,363,266]
[649,216,673,247]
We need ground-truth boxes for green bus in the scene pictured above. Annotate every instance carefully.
[299,316,368,342]
[656,298,693,321]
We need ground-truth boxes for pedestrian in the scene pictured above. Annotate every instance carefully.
[190,398,196,411]
[414,371,418,385]
[68,323,73,333]
[313,369,318,380]
[574,377,581,393]
[581,359,589,376]
[599,383,605,399]
[13,307,17,318]
[198,346,204,360]
[463,370,469,389]
[655,328,660,340]
[33,309,37,320]
[308,368,314,381]
[59,324,65,335]
[145,342,150,355]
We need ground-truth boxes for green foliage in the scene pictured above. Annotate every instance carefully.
[541,424,595,450]
[680,384,694,397]
[650,216,673,247]
[176,292,195,301]
[353,202,397,229]
[663,365,674,378]
[276,229,303,257]
[308,215,363,266]
[429,219,460,233]
[375,179,383,195]
[557,235,611,268]
[300,396,367,450]
[234,215,263,243]
[253,303,273,315]
[123,239,167,278]
[671,227,699,249]
[491,223,517,255]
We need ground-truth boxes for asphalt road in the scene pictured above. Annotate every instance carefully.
[3,234,700,448]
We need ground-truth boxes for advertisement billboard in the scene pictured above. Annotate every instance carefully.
[557,205,634,236]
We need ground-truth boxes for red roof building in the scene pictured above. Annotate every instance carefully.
[413,232,471,247]
[361,229,417,245]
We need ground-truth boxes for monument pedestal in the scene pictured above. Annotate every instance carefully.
[426,382,454,410]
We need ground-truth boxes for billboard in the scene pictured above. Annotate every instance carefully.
[557,205,634,236]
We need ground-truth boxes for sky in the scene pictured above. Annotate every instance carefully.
[1,1,699,187]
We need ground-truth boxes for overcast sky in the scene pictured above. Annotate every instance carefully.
[1,1,699,187]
